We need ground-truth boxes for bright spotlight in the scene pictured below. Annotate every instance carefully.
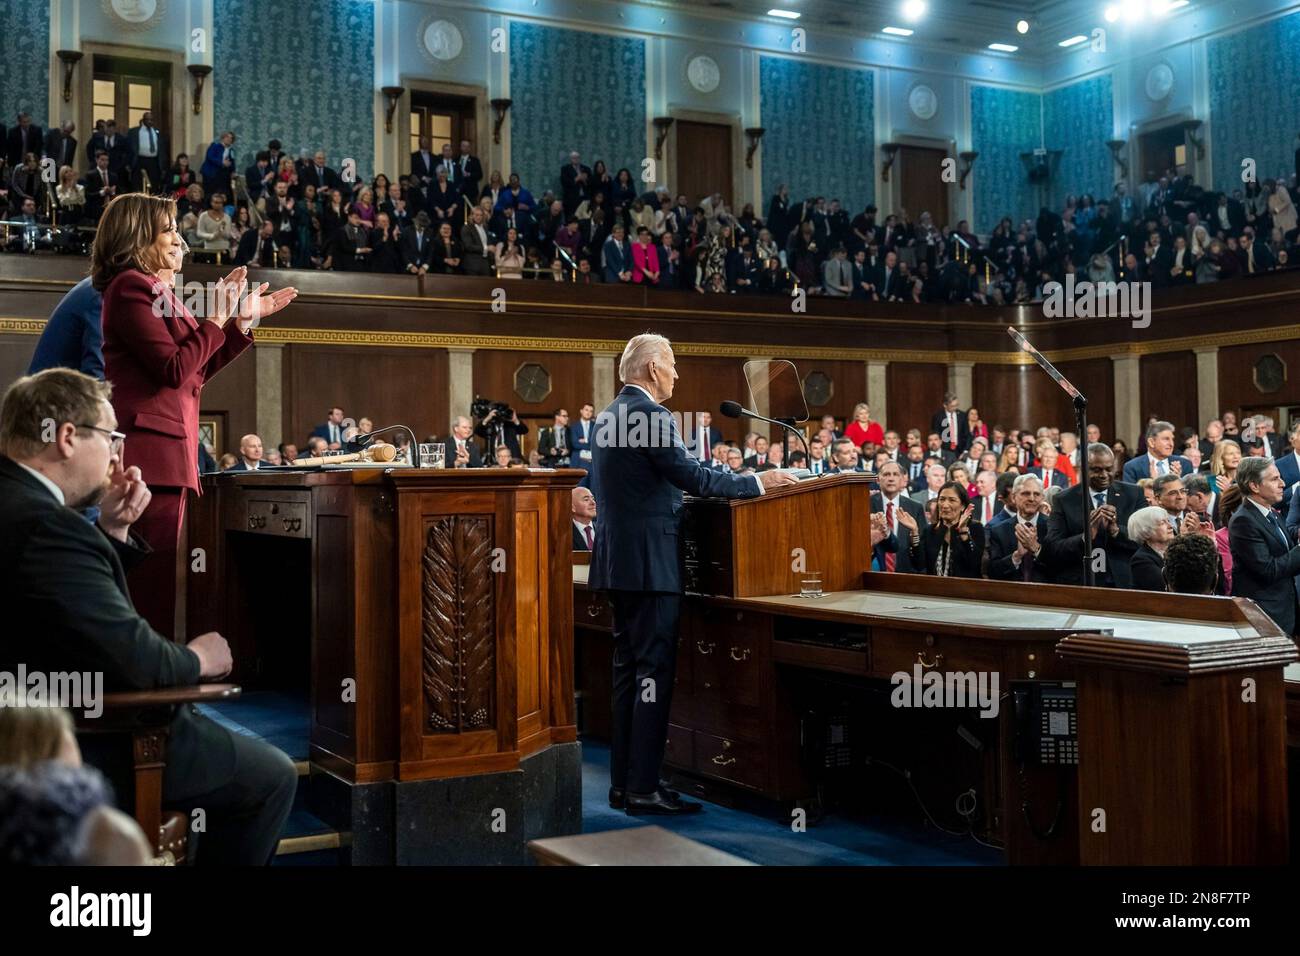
[902,0,927,22]
[1104,5,1120,21]
[1016,19,1030,34]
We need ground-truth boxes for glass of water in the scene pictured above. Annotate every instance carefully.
[418,443,446,469]
[800,573,823,598]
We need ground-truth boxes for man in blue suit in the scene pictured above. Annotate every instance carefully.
[602,223,633,283]
[1230,457,1300,635]
[1121,420,1194,484]
[1273,420,1300,511]
[567,402,597,471]
[27,277,104,379]
[590,334,795,815]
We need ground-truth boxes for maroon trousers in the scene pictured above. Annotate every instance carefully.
[127,486,187,640]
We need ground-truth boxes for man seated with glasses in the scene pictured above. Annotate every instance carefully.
[0,368,297,865]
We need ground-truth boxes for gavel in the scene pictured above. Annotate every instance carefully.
[293,442,399,467]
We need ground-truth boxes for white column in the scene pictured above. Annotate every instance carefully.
[255,342,283,449]
[947,361,974,409]
[591,351,619,410]
[1112,354,1142,450]
[866,360,889,431]
[1195,347,1219,432]
[447,348,475,429]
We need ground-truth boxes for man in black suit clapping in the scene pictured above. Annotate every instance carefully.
[988,474,1050,581]
[589,335,796,815]
[1043,442,1145,586]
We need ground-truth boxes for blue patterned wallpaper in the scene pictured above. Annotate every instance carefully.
[1043,74,1113,208]
[0,0,49,126]
[213,0,374,177]
[1208,11,1300,192]
[509,22,646,199]
[969,85,1040,232]
[759,56,874,213]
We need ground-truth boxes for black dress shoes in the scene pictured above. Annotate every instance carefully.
[608,785,681,809]
[625,789,701,816]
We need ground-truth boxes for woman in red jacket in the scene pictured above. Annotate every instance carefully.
[96,193,296,637]
[844,402,884,449]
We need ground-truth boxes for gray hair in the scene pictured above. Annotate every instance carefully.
[618,333,672,383]
[1235,455,1275,495]
[1087,441,1114,459]
[1145,419,1175,442]
[1011,473,1043,494]
[1127,505,1172,544]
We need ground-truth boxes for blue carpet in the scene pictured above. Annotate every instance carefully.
[579,741,1001,866]
[197,691,310,761]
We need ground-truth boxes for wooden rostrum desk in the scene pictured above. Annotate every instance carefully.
[573,472,1297,865]
[188,465,585,864]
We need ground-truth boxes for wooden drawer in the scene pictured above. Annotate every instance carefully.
[694,731,769,791]
[869,628,1006,680]
[691,628,764,708]
[664,722,694,771]
[576,589,612,630]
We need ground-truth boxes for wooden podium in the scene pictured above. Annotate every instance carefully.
[189,466,585,864]
[575,471,1297,864]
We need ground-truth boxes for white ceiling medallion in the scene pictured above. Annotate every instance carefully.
[1145,62,1174,102]
[687,55,721,94]
[908,84,938,120]
[422,18,465,62]
[102,0,167,31]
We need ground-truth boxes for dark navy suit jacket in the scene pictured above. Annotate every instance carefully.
[1121,453,1193,484]
[589,385,760,593]
[27,277,105,379]
[1230,500,1300,635]
[1276,450,1300,510]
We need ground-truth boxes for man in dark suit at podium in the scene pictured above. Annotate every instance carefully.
[589,334,795,815]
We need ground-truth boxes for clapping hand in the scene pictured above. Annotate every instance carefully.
[1014,520,1039,555]
[895,508,918,535]
[1170,459,1183,476]
[869,511,889,547]
[238,279,298,330]
[955,503,974,532]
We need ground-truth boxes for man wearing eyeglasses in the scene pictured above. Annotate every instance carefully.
[0,368,298,865]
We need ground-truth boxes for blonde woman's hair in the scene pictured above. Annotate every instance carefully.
[1210,439,1239,477]
[90,192,177,291]
[0,696,75,767]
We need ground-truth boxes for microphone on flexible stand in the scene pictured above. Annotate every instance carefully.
[355,424,419,465]
[719,400,809,457]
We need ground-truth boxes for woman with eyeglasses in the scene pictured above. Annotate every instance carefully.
[894,480,985,578]
[98,193,297,637]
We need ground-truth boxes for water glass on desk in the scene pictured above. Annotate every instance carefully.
[800,573,823,598]
[418,443,446,469]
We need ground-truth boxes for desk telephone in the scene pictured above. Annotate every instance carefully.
[1012,681,1078,766]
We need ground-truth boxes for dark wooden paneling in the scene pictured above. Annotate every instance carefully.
[898,145,949,231]
[1219,340,1300,423]
[1055,358,1115,445]
[669,356,749,442]
[675,121,733,207]
[774,357,866,425]
[1139,351,1198,442]
[886,362,947,440]
[0,335,35,389]
[471,349,592,452]
[973,365,1037,436]
[285,346,449,446]
[199,346,258,456]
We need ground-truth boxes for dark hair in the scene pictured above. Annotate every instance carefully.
[0,763,114,865]
[995,471,1017,500]
[1162,534,1219,594]
[938,481,970,508]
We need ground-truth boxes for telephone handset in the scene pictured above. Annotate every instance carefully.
[1012,680,1078,766]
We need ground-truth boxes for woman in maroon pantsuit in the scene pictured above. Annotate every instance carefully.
[96,193,296,637]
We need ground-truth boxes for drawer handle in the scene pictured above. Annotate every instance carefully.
[711,755,736,767]
[696,641,715,655]
[282,518,293,531]
[916,650,944,669]
[729,646,751,662]
[587,602,604,618]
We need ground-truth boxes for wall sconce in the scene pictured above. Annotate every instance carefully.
[1105,139,1128,179]
[1182,119,1205,160]
[653,117,675,160]
[744,127,765,168]
[490,98,512,144]
[880,142,901,182]
[381,86,405,134]
[56,50,83,104]
[958,150,979,190]
[187,64,212,115]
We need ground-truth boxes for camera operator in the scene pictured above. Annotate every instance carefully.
[475,402,528,460]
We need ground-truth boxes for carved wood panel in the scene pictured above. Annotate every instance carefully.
[421,515,496,733]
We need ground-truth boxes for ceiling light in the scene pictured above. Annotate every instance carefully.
[902,0,927,21]
[882,26,914,36]
[1058,34,1088,47]
[767,8,800,19]
[1104,5,1120,21]
[1016,19,1030,34]
[989,43,1019,52]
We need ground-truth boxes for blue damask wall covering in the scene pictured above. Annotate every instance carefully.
[969,85,1040,232]
[213,0,374,177]
[1043,74,1113,209]
[509,22,647,199]
[1208,10,1300,193]
[759,56,874,214]
[0,0,50,126]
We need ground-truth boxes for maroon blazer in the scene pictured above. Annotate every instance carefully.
[102,269,252,492]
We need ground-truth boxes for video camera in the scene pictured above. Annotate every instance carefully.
[471,396,514,420]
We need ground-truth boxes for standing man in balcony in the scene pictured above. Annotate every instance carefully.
[589,335,796,815]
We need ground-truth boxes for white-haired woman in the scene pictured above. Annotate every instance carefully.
[1127,505,1174,591]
